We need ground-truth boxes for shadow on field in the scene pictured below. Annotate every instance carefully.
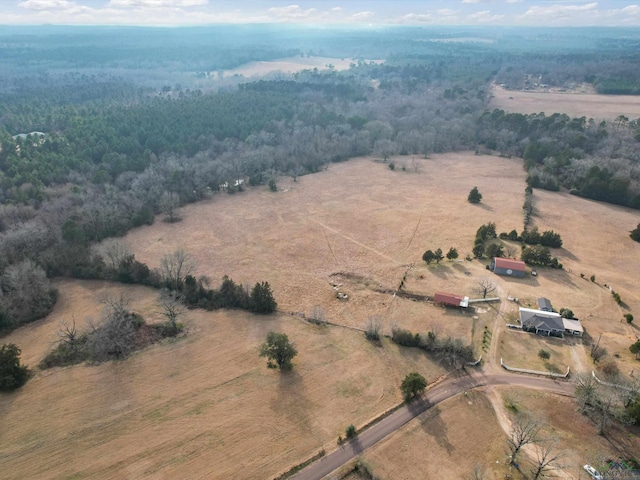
[272,370,313,432]
[419,406,455,454]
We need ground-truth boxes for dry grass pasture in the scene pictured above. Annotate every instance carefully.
[3,151,640,478]
[358,390,507,480]
[490,84,640,120]
[0,281,448,480]
[214,56,381,80]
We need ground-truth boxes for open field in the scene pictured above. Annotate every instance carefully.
[359,391,507,480]
[490,84,640,120]
[0,280,448,480]
[213,56,382,79]
[3,152,640,478]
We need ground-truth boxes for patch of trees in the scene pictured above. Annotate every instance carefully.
[391,326,475,368]
[520,227,563,248]
[40,294,180,369]
[0,343,29,391]
[422,248,444,264]
[521,245,562,269]
[574,372,640,433]
[477,109,640,210]
[472,222,497,258]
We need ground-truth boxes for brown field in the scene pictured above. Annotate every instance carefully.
[359,391,507,480]
[490,84,640,120]
[214,56,382,80]
[3,151,640,478]
[357,386,639,480]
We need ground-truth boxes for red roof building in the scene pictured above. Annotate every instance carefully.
[491,257,526,277]
[434,292,465,307]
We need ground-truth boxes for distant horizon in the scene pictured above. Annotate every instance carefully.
[2,1,640,27]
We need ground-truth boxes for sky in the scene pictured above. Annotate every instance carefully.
[2,1,640,27]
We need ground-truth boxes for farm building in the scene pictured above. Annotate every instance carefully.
[433,292,469,308]
[519,307,566,337]
[537,297,553,312]
[491,257,526,278]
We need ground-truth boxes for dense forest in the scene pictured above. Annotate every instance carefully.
[0,25,639,333]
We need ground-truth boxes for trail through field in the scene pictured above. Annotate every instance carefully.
[309,218,401,265]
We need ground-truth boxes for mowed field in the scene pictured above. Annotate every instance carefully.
[2,152,640,478]
[490,84,640,120]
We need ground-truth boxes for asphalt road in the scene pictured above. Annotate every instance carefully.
[288,372,573,480]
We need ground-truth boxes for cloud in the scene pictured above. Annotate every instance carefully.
[108,0,208,6]
[351,10,375,20]
[19,0,74,10]
[467,10,505,22]
[524,2,598,19]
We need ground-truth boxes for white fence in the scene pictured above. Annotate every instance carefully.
[501,358,570,378]
[592,371,634,392]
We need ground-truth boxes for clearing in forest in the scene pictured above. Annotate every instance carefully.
[489,84,640,120]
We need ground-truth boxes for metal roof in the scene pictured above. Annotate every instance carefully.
[494,257,526,271]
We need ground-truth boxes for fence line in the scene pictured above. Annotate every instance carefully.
[592,371,634,392]
[501,358,570,378]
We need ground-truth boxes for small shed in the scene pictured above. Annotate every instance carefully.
[434,292,469,308]
[491,257,526,278]
[537,297,553,312]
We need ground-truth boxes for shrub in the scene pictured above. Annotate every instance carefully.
[624,313,634,324]
[538,349,551,360]
[0,344,29,391]
[559,308,574,319]
[388,162,395,171]
[590,274,596,282]
[468,186,482,204]
[345,424,357,439]
[391,328,420,347]
[612,291,622,305]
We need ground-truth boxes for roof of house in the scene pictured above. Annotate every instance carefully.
[493,257,526,271]
[562,318,584,333]
[519,307,564,332]
[434,292,464,306]
[537,297,553,311]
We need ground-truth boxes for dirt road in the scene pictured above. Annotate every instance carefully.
[288,372,572,480]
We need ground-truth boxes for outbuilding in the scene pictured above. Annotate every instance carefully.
[491,257,526,278]
[434,292,469,308]
[537,297,553,312]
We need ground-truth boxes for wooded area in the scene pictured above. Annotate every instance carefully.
[1,25,639,333]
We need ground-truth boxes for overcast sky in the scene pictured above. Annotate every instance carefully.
[2,1,640,27]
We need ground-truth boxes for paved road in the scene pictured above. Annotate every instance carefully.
[289,372,573,480]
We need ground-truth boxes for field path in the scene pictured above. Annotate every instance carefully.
[289,372,572,480]
[309,218,401,265]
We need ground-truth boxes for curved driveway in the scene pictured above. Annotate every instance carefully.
[289,372,573,480]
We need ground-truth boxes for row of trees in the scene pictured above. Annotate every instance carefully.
[422,247,458,264]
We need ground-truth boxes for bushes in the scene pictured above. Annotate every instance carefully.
[521,245,562,268]
[391,327,474,367]
[538,349,551,360]
[0,343,29,391]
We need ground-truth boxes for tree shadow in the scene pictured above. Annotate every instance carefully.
[476,203,494,212]
[271,370,313,433]
[419,405,455,455]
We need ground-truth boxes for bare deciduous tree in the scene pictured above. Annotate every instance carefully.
[504,245,518,258]
[529,440,565,480]
[57,317,80,351]
[158,289,184,334]
[160,191,181,223]
[468,464,486,480]
[90,294,138,360]
[476,278,497,299]
[507,414,540,465]
[160,248,195,290]
[365,315,383,341]
[96,239,132,271]
[309,305,327,325]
